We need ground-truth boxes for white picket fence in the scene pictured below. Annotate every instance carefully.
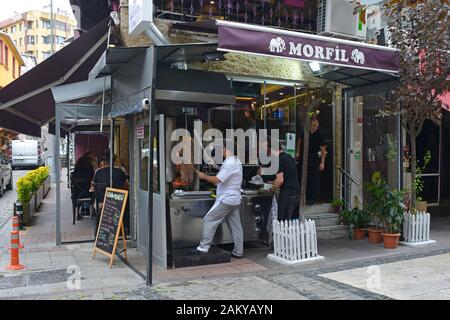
[267,219,324,265]
[400,212,436,247]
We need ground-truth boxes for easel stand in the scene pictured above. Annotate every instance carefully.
[92,222,127,267]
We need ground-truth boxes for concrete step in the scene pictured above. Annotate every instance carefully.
[304,204,335,215]
[306,213,341,227]
[316,225,350,240]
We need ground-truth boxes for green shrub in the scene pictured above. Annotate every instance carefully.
[17,177,32,203]
[15,167,50,203]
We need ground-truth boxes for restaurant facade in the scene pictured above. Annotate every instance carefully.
[81,0,402,274]
[0,0,423,283]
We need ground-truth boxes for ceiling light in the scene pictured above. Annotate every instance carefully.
[308,61,321,73]
[210,1,214,3]
[279,92,284,96]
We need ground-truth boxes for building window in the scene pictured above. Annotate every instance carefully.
[42,51,52,59]
[10,26,16,33]
[12,56,16,78]
[0,40,3,64]
[27,21,33,29]
[5,46,9,67]
[13,40,17,46]
[19,38,23,46]
[56,36,66,44]
[54,21,67,31]
[26,35,35,45]
[19,23,22,31]
[41,19,51,29]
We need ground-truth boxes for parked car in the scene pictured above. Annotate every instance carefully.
[0,154,13,197]
[11,140,44,170]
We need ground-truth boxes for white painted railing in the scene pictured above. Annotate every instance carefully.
[267,219,324,265]
[402,212,432,244]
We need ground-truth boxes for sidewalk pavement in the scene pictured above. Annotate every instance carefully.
[1,181,450,299]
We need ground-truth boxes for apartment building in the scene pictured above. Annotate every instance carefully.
[0,9,76,63]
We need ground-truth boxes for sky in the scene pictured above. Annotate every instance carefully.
[0,0,74,22]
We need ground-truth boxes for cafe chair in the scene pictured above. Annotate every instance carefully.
[92,182,110,234]
[70,175,94,225]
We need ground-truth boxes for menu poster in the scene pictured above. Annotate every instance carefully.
[92,188,128,268]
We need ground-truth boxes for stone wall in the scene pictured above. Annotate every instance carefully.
[117,0,321,84]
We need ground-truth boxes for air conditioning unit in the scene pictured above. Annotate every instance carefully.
[317,0,367,41]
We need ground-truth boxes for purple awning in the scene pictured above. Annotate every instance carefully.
[217,20,399,74]
[0,18,110,137]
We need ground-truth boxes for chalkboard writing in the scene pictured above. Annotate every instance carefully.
[93,188,128,267]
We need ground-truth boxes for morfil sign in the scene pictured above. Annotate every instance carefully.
[217,20,399,74]
[129,0,153,35]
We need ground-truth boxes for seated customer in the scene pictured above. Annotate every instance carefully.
[92,153,129,231]
[71,155,95,220]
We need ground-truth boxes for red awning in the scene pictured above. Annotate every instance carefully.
[0,18,110,137]
[439,91,450,112]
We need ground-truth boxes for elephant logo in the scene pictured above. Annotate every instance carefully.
[351,49,366,64]
[269,37,286,53]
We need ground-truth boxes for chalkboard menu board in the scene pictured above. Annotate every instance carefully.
[93,188,128,267]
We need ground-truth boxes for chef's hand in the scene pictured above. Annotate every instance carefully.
[196,170,206,180]
[319,163,325,171]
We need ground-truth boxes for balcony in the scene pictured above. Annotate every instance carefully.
[155,0,318,34]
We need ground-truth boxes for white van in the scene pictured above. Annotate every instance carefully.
[11,140,44,169]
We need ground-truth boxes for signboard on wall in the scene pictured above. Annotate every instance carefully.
[217,20,399,74]
[136,124,145,139]
[129,0,153,36]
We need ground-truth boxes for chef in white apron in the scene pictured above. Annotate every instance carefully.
[191,141,244,258]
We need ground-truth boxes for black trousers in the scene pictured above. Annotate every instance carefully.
[297,158,320,204]
[278,188,300,221]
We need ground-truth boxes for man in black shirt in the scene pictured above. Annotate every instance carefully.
[92,153,129,232]
[296,117,327,204]
[260,138,300,221]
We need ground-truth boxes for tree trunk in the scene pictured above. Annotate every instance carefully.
[410,121,417,210]
[298,101,318,221]
[299,114,310,222]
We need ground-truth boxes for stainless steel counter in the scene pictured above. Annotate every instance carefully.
[169,191,273,249]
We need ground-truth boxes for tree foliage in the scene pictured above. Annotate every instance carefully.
[380,0,449,208]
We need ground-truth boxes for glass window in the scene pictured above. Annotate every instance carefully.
[138,121,160,193]
[27,21,33,29]
[360,94,400,203]
[139,125,149,191]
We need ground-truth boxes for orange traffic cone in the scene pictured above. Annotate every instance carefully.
[12,216,24,249]
[6,231,24,270]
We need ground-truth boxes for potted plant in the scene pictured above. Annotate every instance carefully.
[382,189,406,249]
[332,199,344,214]
[16,176,35,226]
[341,206,370,240]
[365,172,388,243]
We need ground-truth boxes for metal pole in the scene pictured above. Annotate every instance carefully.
[55,105,61,246]
[147,107,154,286]
[263,81,267,130]
[110,118,114,188]
[230,78,233,130]
[50,0,55,55]
[66,133,70,189]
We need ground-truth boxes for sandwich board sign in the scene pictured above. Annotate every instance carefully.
[92,188,128,267]
[129,0,153,36]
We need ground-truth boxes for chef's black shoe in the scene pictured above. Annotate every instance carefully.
[189,248,208,255]
[231,252,243,259]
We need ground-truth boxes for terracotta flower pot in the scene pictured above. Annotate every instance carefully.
[382,233,401,249]
[353,228,366,240]
[368,227,384,244]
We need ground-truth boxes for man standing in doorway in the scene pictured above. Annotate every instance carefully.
[296,116,327,205]
[260,137,300,221]
[191,141,244,258]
